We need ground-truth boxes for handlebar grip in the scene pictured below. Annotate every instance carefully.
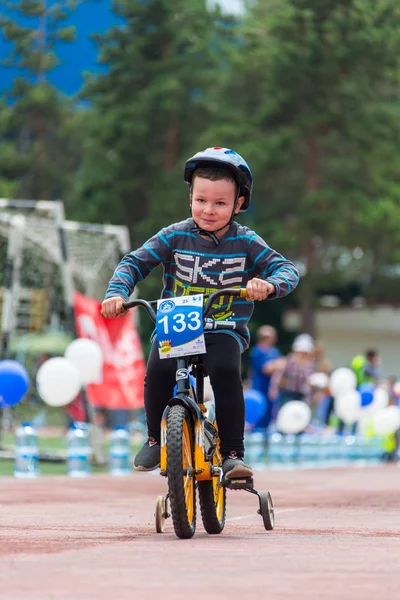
[100,305,127,318]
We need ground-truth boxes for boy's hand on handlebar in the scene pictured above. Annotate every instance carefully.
[246,278,275,301]
[101,297,127,318]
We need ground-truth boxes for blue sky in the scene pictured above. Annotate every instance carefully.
[0,0,245,97]
[208,0,245,14]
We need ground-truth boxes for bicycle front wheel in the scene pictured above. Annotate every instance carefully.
[198,450,226,534]
[167,405,196,539]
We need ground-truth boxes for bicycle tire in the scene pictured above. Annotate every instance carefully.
[198,449,226,534]
[167,405,196,539]
[155,495,166,533]
[259,491,275,531]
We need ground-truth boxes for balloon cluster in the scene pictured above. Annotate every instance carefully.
[0,338,103,410]
[330,367,400,434]
[36,338,103,407]
[244,388,312,434]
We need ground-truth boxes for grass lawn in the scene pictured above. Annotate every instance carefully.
[1,432,66,451]
[0,459,108,477]
[0,433,141,477]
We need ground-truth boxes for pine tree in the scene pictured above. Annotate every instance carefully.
[0,0,84,200]
[205,0,400,334]
[75,0,235,240]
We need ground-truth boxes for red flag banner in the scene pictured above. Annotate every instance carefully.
[73,291,145,409]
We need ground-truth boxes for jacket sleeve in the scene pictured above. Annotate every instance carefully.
[104,228,172,300]
[247,234,299,298]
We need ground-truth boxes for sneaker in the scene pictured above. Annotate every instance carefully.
[222,451,253,479]
[133,438,160,472]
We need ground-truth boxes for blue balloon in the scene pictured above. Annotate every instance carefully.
[0,360,30,407]
[244,388,267,426]
[358,382,375,407]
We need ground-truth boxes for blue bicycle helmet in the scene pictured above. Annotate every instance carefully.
[184,147,253,211]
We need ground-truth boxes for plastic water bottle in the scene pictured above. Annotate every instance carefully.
[66,423,91,477]
[109,426,131,476]
[299,433,318,465]
[343,435,356,462]
[14,422,39,478]
[245,431,265,465]
[268,432,283,464]
[279,434,297,464]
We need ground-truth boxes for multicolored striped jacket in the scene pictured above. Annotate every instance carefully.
[105,218,299,350]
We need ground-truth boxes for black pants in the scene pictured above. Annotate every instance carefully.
[144,333,245,457]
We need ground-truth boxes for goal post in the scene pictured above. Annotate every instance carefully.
[0,199,131,458]
[0,198,130,351]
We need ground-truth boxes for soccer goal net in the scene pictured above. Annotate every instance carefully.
[0,199,130,356]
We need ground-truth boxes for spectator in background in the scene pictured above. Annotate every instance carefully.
[248,325,283,432]
[350,349,381,386]
[270,334,316,406]
[388,376,400,406]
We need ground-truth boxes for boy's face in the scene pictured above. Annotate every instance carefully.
[191,176,244,237]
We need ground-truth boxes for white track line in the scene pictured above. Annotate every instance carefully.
[226,507,308,522]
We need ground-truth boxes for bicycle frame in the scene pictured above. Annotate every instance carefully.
[158,352,221,480]
[123,288,247,480]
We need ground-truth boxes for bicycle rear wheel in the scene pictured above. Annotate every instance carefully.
[198,450,226,534]
[167,405,196,539]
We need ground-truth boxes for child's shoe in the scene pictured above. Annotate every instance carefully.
[133,437,160,471]
[222,451,253,479]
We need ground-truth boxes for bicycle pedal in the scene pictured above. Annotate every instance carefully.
[222,477,254,490]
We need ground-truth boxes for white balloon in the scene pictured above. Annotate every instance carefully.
[276,401,312,434]
[372,406,400,435]
[36,357,81,407]
[308,372,329,389]
[361,387,389,415]
[65,338,103,385]
[334,389,362,425]
[329,368,357,395]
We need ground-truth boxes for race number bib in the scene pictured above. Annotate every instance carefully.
[156,295,206,359]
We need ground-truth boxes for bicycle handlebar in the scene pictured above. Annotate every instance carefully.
[122,288,248,323]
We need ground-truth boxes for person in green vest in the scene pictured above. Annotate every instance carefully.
[350,349,381,386]
[351,350,397,461]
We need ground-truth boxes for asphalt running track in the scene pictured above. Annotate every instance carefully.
[1,466,400,599]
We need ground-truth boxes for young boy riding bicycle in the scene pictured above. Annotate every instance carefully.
[101,147,299,480]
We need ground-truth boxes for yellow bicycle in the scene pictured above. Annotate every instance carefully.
[123,288,275,539]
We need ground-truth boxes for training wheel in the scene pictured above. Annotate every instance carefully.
[258,491,275,531]
[155,495,166,533]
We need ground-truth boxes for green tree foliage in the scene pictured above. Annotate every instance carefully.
[73,0,236,242]
[0,1,84,200]
[202,0,400,333]
[3,0,400,344]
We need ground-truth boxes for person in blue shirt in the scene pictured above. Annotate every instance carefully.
[249,325,283,431]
